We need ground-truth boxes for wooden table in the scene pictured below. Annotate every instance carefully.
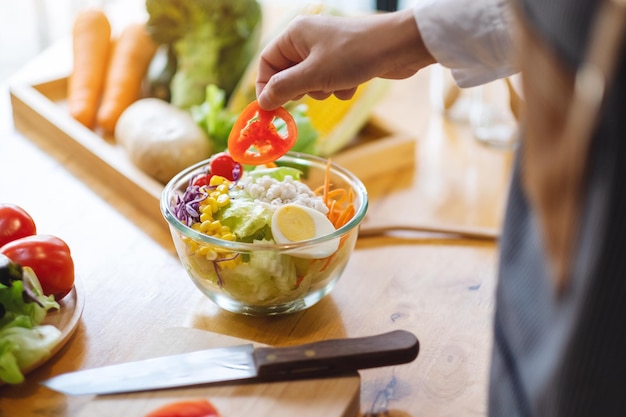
[0,23,514,417]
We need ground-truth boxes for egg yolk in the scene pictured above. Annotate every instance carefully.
[275,205,316,241]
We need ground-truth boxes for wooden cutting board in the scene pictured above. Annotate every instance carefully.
[75,327,361,417]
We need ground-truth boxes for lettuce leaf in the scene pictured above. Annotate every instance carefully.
[216,199,273,242]
[0,324,61,384]
[218,244,304,305]
[0,259,60,384]
[246,166,303,182]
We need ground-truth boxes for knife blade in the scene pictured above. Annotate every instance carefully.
[42,330,418,396]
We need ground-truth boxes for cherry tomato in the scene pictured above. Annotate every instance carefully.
[144,399,220,417]
[0,234,75,300]
[0,204,37,247]
[191,154,242,187]
[191,173,212,188]
[209,152,242,181]
[227,100,297,165]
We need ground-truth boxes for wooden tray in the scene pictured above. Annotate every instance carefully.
[9,76,416,235]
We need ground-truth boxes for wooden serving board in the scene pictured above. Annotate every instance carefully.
[75,327,361,417]
[9,76,416,237]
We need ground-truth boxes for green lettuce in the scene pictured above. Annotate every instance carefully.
[146,0,263,108]
[0,324,61,384]
[190,85,237,152]
[216,199,273,242]
[0,256,60,384]
[218,245,304,305]
[246,166,303,182]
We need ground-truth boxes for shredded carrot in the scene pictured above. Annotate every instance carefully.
[327,189,348,205]
[319,234,352,272]
[315,159,356,229]
[67,9,112,129]
[328,199,338,224]
[335,204,355,228]
[315,161,357,272]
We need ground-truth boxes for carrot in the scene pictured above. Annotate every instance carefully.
[67,9,112,129]
[96,22,157,134]
[315,158,356,229]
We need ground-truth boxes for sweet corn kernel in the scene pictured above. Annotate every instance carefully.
[198,246,217,260]
[216,184,229,194]
[183,238,199,253]
[218,226,230,235]
[203,197,219,214]
[197,245,211,256]
[216,193,230,207]
[220,233,236,241]
[208,220,222,232]
[199,220,214,233]
[219,258,240,269]
[200,211,213,222]
[209,175,225,186]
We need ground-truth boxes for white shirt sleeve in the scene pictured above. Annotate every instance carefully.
[413,0,518,87]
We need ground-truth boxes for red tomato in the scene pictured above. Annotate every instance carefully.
[0,204,37,247]
[191,154,242,187]
[227,100,297,165]
[0,234,75,300]
[191,173,212,188]
[209,152,242,181]
[145,399,220,417]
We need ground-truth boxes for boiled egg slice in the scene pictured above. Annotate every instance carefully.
[271,203,340,259]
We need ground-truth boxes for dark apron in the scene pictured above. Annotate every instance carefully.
[488,0,626,415]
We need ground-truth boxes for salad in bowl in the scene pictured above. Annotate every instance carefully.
[161,150,368,315]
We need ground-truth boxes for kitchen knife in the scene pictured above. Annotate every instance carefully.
[42,330,418,396]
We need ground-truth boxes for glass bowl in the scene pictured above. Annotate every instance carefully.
[160,152,368,316]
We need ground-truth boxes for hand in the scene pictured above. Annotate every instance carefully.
[256,8,435,110]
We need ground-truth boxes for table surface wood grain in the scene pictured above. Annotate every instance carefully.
[0,8,515,415]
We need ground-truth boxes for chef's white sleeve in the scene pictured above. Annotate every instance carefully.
[413,0,519,87]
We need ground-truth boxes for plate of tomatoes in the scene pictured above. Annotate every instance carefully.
[0,203,82,383]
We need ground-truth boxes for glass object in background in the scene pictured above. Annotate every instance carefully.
[469,76,521,149]
[429,64,474,122]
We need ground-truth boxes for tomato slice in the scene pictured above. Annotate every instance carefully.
[144,399,220,417]
[227,101,297,165]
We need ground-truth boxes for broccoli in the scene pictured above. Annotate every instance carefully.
[146,0,262,109]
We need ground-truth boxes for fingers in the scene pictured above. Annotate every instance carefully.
[255,14,370,110]
[333,87,358,100]
[257,64,312,110]
[256,45,359,110]
[258,79,358,110]
[306,88,358,101]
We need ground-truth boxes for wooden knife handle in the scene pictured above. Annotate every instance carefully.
[253,330,419,378]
